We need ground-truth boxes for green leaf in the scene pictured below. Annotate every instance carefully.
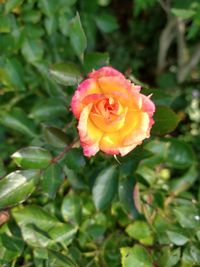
[136,164,156,185]
[0,223,24,263]
[145,139,195,169]
[21,39,44,63]
[173,205,199,229]
[170,165,198,194]
[61,194,82,225]
[1,58,25,91]
[47,250,78,267]
[44,16,58,35]
[64,148,86,170]
[95,13,119,33]
[165,139,195,169]
[33,248,48,260]
[41,164,64,199]
[12,205,77,248]
[118,175,140,218]
[49,62,83,86]
[171,8,196,19]
[142,89,174,106]
[0,170,40,210]
[43,126,69,148]
[5,0,24,13]
[69,12,87,61]
[159,247,181,267]
[30,98,67,121]
[120,245,153,267]
[12,146,52,169]
[38,0,57,17]
[166,230,189,246]
[0,108,36,137]
[22,10,42,24]
[63,166,88,190]
[92,166,118,210]
[0,159,6,178]
[125,221,153,245]
[152,106,180,135]
[0,14,12,33]
[84,52,110,73]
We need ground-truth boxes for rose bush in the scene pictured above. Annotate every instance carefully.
[71,66,155,156]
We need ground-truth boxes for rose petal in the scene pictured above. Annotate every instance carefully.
[78,104,103,157]
[141,94,155,116]
[89,66,125,79]
[123,112,150,146]
[98,76,141,109]
[71,78,101,119]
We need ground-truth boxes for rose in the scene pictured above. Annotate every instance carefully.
[71,66,155,157]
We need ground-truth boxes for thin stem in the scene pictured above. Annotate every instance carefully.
[51,138,79,164]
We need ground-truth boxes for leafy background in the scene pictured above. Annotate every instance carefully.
[0,0,200,266]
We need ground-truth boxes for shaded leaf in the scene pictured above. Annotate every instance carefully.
[61,195,82,225]
[49,62,83,86]
[152,106,180,135]
[64,148,86,170]
[69,12,87,61]
[43,126,69,148]
[92,166,118,210]
[41,164,64,199]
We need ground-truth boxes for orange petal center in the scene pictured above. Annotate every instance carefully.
[90,96,127,133]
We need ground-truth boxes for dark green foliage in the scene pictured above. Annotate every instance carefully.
[0,0,200,266]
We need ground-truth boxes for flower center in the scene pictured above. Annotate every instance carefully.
[90,96,127,133]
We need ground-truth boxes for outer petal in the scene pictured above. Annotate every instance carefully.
[141,94,155,130]
[78,104,103,157]
[141,94,155,116]
[71,78,101,119]
[98,76,142,109]
[123,112,150,146]
[99,110,149,154]
[100,138,138,156]
[89,66,125,79]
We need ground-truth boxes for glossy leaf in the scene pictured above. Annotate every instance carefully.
[84,52,109,72]
[159,247,181,267]
[125,221,153,245]
[118,175,140,218]
[170,165,198,194]
[43,126,69,148]
[152,106,180,135]
[61,194,82,225]
[92,166,118,210]
[12,205,77,248]
[21,39,44,63]
[64,148,86,170]
[166,230,189,246]
[12,146,52,169]
[47,250,78,267]
[69,12,87,61]
[165,139,195,169]
[0,170,40,210]
[120,245,153,267]
[0,108,36,137]
[49,62,83,86]
[1,58,25,91]
[41,164,64,199]
[30,99,67,121]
